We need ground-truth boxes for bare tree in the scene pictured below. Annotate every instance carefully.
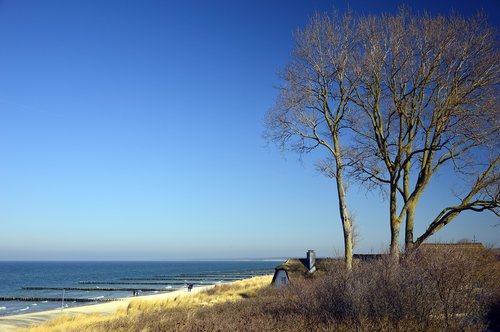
[267,9,498,261]
[265,12,356,270]
[349,11,499,255]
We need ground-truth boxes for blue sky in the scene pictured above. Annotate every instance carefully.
[0,0,498,260]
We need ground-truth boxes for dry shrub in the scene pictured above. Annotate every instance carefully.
[114,248,497,332]
[279,247,499,331]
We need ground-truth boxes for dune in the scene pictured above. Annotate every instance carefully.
[0,285,212,331]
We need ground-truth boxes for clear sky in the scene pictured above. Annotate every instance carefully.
[0,0,498,260]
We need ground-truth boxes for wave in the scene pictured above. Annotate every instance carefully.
[89,296,104,300]
[0,306,6,310]
[15,306,30,312]
[31,303,38,306]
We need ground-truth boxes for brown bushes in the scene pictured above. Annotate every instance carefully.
[278,248,499,331]
[182,248,498,332]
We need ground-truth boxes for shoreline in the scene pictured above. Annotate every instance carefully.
[0,284,214,332]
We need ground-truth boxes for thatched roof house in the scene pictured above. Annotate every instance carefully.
[271,250,338,287]
[417,242,492,260]
[353,253,385,261]
[353,243,486,261]
[419,242,485,251]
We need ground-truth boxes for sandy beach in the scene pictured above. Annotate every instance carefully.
[0,285,213,332]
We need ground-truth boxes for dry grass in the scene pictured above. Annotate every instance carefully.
[19,275,272,332]
[19,314,117,332]
[122,275,271,311]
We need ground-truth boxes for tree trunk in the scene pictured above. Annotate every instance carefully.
[389,184,400,259]
[403,152,415,251]
[405,203,416,251]
[390,221,400,258]
[336,165,352,271]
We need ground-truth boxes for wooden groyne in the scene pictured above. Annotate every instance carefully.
[22,287,172,292]
[79,281,188,285]
[120,277,241,281]
[0,297,120,302]
[155,272,272,278]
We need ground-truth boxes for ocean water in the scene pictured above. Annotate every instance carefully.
[0,261,279,316]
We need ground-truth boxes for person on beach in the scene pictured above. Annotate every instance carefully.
[187,284,193,292]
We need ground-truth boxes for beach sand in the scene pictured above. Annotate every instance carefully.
[0,285,213,332]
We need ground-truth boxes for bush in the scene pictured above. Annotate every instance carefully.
[277,247,500,331]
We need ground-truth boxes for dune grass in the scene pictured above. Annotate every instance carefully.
[126,275,271,311]
[19,275,272,332]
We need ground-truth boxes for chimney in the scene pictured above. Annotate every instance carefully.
[306,250,316,272]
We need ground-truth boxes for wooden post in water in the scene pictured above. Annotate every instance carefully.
[61,289,65,312]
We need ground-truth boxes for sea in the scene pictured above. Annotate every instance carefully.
[0,260,280,317]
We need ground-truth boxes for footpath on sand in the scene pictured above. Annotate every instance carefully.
[0,285,213,331]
